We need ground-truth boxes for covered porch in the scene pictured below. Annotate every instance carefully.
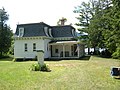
[49,41,84,59]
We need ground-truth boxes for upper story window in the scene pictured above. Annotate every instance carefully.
[19,28,24,37]
[33,43,36,51]
[72,29,75,37]
[24,43,27,52]
[44,27,49,37]
[48,28,53,37]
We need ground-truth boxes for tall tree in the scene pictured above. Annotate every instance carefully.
[103,0,120,58]
[74,1,94,54]
[74,0,120,58]
[74,0,112,54]
[0,8,13,57]
[89,0,112,52]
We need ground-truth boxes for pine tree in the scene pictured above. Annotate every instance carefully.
[74,1,94,54]
[0,8,13,57]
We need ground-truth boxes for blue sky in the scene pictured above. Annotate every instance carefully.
[0,0,88,32]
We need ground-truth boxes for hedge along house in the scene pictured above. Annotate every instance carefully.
[14,22,85,60]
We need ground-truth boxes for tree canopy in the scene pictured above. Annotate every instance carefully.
[74,0,120,58]
[0,8,13,57]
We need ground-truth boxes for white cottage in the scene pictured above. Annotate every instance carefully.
[14,22,85,60]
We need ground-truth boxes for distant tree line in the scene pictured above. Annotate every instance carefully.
[0,8,13,58]
[74,0,120,59]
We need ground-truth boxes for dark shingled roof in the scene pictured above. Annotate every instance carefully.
[15,22,76,38]
[15,22,51,37]
[52,25,75,38]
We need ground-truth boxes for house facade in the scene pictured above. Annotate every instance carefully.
[14,22,85,60]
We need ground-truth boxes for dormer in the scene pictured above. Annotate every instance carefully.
[44,27,49,37]
[19,27,24,37]
[72,29,75,37]
[48,28,53,37]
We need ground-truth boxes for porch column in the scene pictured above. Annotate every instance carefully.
[77,44,80,58]
[69,44,71,56]
[58,45,61,57]
[49,45,52,58]
[62,44,65,58]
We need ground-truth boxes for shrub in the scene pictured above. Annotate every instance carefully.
[112,47,120,59]
[93,50,100,55]
[100,49,112,58]
[12,58,16,62]
[30,63,51,72]
[41,63,51,72]
[30,63,41,71]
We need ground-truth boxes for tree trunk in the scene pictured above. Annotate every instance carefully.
[94,47,96,55]
[88,47,90,55]
[0,51,2,57]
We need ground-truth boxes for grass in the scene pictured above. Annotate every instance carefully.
[0,56,120,90]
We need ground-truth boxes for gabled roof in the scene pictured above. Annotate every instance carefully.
[52,25,75,38]
[15,22,51,37]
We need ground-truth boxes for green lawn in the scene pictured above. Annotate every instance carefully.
[0,56,120,90]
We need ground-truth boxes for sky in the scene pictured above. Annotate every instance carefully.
[0,0,88,32]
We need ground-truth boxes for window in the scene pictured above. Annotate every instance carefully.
[55,49,58,53]
[19,28,24,37]
[44,27,49,37]
[24,43,27,52]
[72,29,75,37]
[48,28,53,37]
[33,43,36,51]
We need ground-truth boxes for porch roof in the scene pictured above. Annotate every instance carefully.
[49,41,79,45]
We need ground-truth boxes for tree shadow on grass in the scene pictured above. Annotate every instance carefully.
[45,58,62,61]
[79,55,91,61]
[0,57,13,61]
[92,55,112,59]
[45,55,91,61]
[0,56,91,62]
